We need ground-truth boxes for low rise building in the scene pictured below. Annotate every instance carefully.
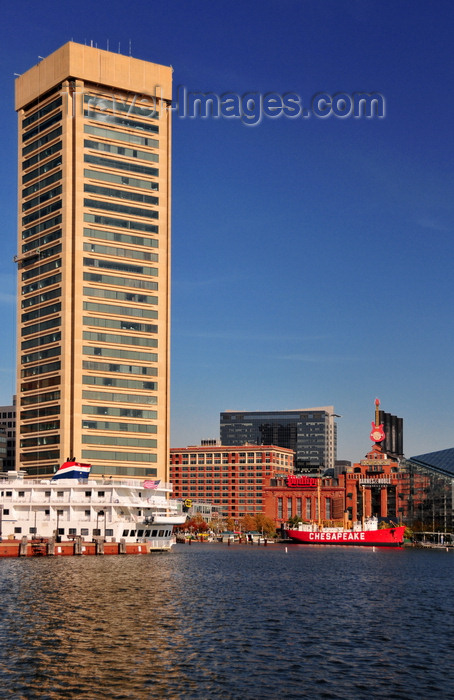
[169,444,294,519]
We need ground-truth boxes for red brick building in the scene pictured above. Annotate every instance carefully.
[264,444,406,529]
[339,443,405,522]
[264,474,346,528]
[169,445,294,519]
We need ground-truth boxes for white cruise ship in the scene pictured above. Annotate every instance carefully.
[0,461,186,552]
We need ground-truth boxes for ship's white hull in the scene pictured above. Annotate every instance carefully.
[0,471,186,551]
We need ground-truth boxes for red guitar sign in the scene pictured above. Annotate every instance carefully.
[370,422,385,442]
[370,398,386,442]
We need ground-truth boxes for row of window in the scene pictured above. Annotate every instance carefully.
[82,346,157,362]
[22,200,62,227]
[22,112,62,143]
[82,390,157,405]
[21,361,60,378]
[84,271,158,291]
[83,331,157,348]
[84,257,157,278]
[22,214,62,241]
[84,213,158,234]
[84,183,158,208]
[21,405,60,420]
[82,376,157,391]
[22,316,60,337]
[22,126,61,158]
[83,242,158,262]
[84,198,158,221]
[22,229,61,255]
[84,138,159,163]
[21,435,59,447]
[84,124,158,149]
[85,168,159,192]
[81,420,156,433]
[21,391,60,407]
[22,154,62,185]
[21,376,59,393]
[82,360,156,376]
[83,316,157,334]
[21,420,60,434]
[82,405,157,419]
[84,109,158,135]
[22,96,62,129]
[21,287,61,309]
[84,287,157,306]
[22,330,61,351]
[82,435,157,448]
[21,244,62,270]
[83,227,158,249]
[84,153,158,177]
[83,301,157,320]
[22,346,60,364]
[10,526,169,539]
[23,170,62,199]
[84,93,159,121]
[22,302,61,324]
[81,449,157,463]
[22,185,61,212]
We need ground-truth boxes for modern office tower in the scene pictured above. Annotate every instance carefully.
[15,42,172,479]
[220,408,338,473]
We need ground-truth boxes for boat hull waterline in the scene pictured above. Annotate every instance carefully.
[286,526,406,547]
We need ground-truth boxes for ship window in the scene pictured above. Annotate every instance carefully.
[85,491,91,497]
[45,491,51,497]
[68,528,77,535]
[137,529,144,537]
[29,527,37,534]
[98,491,105,497]
[18,491,25,497]
[122,530,129,536]
[81,528,89,536]
[3,509,9,515]
[57,528,64,535]
[14,527,22,533]
[6,491,11,497]
[145,530,151,537]
[158,530,164,537]
[152,530,157,536]
[93,529,101,536]
[44,509,49,516]
[85,510,90,517]
[105,529,113,537]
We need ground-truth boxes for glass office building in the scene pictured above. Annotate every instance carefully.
[220,407,338,472]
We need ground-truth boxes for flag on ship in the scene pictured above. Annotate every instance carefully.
[143,480,161,489]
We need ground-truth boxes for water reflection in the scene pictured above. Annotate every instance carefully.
[0,545,452,698]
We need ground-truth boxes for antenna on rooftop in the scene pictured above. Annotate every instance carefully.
[107,39,109,51]
[118,42,121,53]
[129,39,132,56]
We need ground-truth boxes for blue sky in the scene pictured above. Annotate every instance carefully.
[0,0,452,461]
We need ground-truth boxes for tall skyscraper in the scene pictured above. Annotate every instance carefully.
[220,407,338,472]
[15,42,172,480]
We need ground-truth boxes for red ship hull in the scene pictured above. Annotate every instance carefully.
[286,526,405,547]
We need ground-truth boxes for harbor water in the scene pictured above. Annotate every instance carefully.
[0,543,453,699]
